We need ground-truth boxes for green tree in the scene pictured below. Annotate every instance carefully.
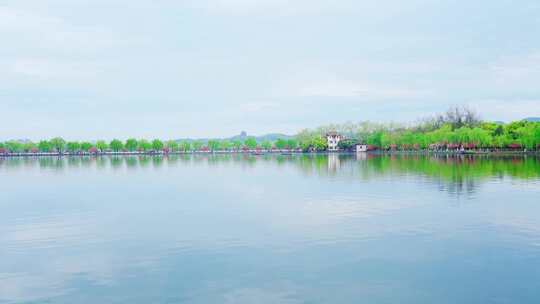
[96,140,108,152]
[286,139,297,149]
[493,135,509,149]
[5,141,24,153]
[23,142,37,152]
[481,122,504,137]
[208,140,220,151]
[81,142,93,152]
[311,136,327,151]
[261,140,272,150]
[515,122,540,150]
[506,120,527,140]
[220,140,231,151]
[366,132,383,148]
[470,128,492,148]
[192,141,203,151]
[296,129,319,150]
[244,137,257,149]
[232,140,242,151]
[300,141,311,151]
[275,138,287,149]
[50,137,66,153]
[66,141,81,153]
[125,138,138,151]
[180,141,191,152]
[167,140,179,152]
[381,132,398,149]
[338,139,356,150]
[152,139,164,151]
[38,140,51,152]
[415,133,429,149]
[138,139,151,151]
[534,123,540,150]
[110,139,124,152]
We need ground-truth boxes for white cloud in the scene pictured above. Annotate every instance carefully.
[0,0,539,138]
[0,6,58,30]
[489,52,540,88]
[186,0,429,18]
[11,58,82,78]
[187,0,342,15]
[239,101,280,113]
[0,6,121,84]
[296,79,426,99]
[471,99,540,121]
[0,6,118,54]
[277,67,431,100]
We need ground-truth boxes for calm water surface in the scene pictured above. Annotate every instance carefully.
[1,154,540,303]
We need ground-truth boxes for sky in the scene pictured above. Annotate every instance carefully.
[1,0,539,140]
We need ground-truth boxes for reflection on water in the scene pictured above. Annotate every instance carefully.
[1,154,540,303]
[1,154,539,196]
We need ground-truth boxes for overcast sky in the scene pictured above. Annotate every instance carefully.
[1,0,539,140]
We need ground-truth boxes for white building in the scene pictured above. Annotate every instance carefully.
[326,132,342,151]
[356,144,368,152]
[327,153,340,171]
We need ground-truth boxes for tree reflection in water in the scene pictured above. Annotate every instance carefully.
[1,154,539,195]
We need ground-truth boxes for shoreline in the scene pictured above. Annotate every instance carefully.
[1,150,538,158]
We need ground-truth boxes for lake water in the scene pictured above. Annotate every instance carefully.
[1,154,540,303]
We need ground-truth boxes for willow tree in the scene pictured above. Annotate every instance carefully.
[261,141,272,150]
[66,141,81,153]
[50,137,66,153]
[5,141,24,153]
[220,140,231,151]
[180,141,191,152]
[244,137,257,149]
[151,139,164,151]
[287,139,297,149]
[38,140,51,152]
[23,142,37,152]
[167,140,179,152]
[125,138,138,151]
[311,136,328,151]
[138,139,151,152]
[232,140,242,151]
[192,141,203,151]
[81,142,93,152]
[207,140,220,151]
[96,140,108,152]
[110,139,124,152]
[275,139,287,149]
[515,123,540,149]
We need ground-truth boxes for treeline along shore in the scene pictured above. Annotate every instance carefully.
[1,107,540,157]
[0,138,303,157]
[297,107,540,153]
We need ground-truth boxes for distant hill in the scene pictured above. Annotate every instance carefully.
[175,131,293,143]
[488,118,539,124]
[229,132,293,142]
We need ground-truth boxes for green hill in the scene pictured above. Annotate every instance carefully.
[175,132,293,143]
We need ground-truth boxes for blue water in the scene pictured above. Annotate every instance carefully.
[1,154,539,303]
